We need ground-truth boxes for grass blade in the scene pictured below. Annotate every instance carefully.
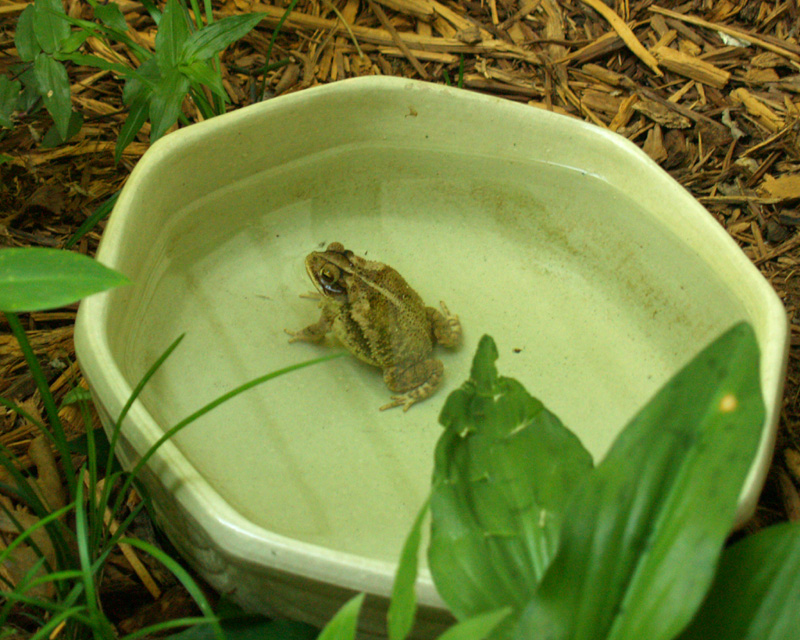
[65,191,119,249]
[3,312,76,492]
[119,537,223,640]
[112,352,343,515]
[318,593,365,640]
[388,499,429,640]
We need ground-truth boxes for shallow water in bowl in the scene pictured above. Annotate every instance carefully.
[118,143,745,563]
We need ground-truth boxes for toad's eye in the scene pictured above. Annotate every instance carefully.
[319,265,339,285]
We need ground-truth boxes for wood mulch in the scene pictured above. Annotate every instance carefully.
[2,0,800,633]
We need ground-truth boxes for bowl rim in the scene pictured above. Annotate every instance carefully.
[74,75,789,607]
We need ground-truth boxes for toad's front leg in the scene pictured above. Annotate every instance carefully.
[379,358,444,412]
[285,309,334,343]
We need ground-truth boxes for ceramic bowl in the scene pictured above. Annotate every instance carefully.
[74,76,788,637]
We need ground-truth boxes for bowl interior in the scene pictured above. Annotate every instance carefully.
[103,137,748,565]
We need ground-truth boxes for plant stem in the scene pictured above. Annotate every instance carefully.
[4,313,76,496]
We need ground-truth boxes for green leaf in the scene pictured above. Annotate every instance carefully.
[166,615,319,640]
[33,0,71,54]
[0,76,21,128]
[93,2,129,32]
[15,6,41,61]
[148,68,190,142]
[515,322,764,640]
[0,248,129,312]
[57,28,93,54]
[123,57,161,105]
[65,191,120,249]
[179,60,227,101]
[14,65,43,114]
[61,386,92,406]
[428,335,593,621]
[679,522,800,640]
[33,53,72,140]
[388,501,429,640]
[155,0,192,72]
[318,594,365,640]
[41,110,83,147]
[437,609,512,640]
[116,95,149,163]
[181,13,264,62]
[56,51,134,77]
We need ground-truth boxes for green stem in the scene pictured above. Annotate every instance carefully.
[4,313,76,496]
[258,0,301,98]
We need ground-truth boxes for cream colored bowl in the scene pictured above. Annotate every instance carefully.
[75,76,788,637]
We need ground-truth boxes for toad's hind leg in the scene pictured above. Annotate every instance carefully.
[427,301,461,348]
[380,359,444,412]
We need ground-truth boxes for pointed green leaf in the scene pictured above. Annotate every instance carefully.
[0,248,129,312]
[41,110,83,147]
[429,335,593,620]
[318,594,365,640]
[15,5,41,61]
[388,501,429,640]
[93,2,129,32]
[679,522,800,640]
[58,28,93,53]
[437,609,512,640]
[0,76,21,128]
[148,67,190,141]
[123,57,161,105]
[179,61,228,101]
[33,0,71,54]
[33,53,72,140]
[155,0,191,71]
[515,322,764,640]
[116,95,149,163]
[56,51,134,77]
[181,13,264,62]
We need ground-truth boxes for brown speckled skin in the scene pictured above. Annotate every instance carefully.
[287,242,461,411]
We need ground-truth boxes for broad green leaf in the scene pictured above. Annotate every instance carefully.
[0,76,20,128]
[438,609,512,640]
[15,5,41,61]
[318,594,365,640]
[123,57,161,105]
[679,522,800,640]
[0,248,129,312]
[388,501,429,640]
[41,110,83,147]
[33,53,72,140]
[93,2,129,32]
[115,95,149,163]
[33,0,71,54]
[181,13,264,62]
[58,28,93,53]
[15,65,43,113]
[155,0,192,72]
[429,335,593,621]
[515,322,764,640]
[179,60,228,101]
[148,67,190,141]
